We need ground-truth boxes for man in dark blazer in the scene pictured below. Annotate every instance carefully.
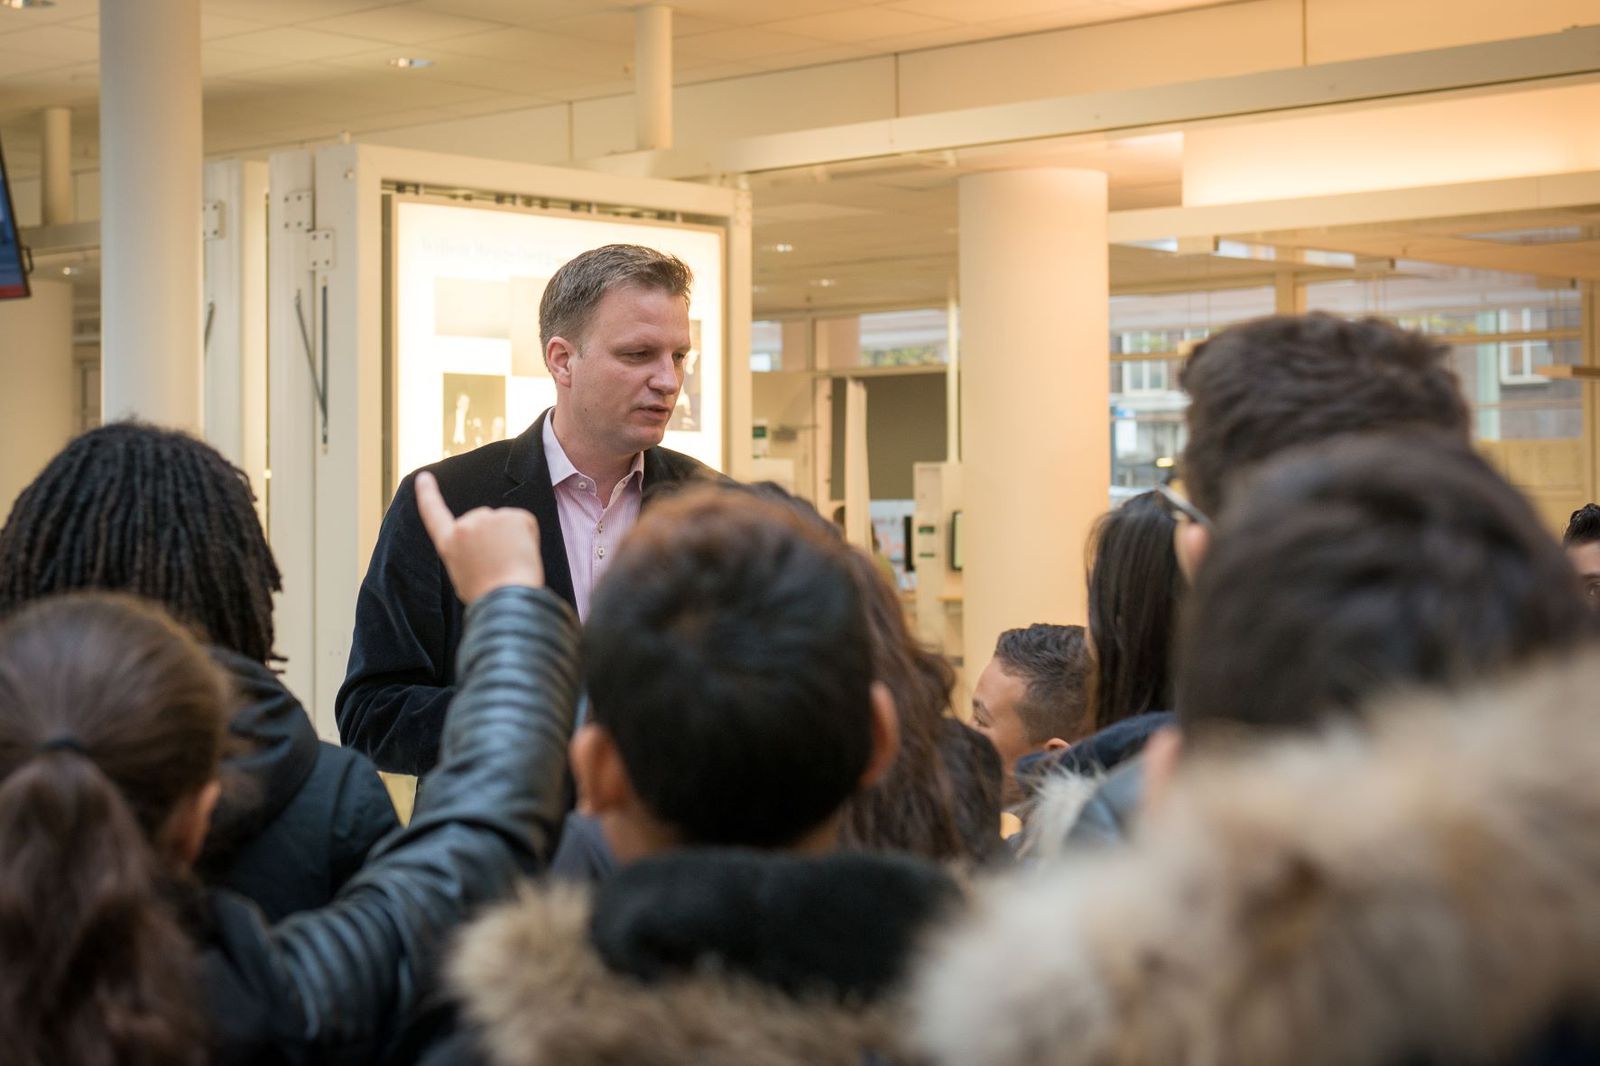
[337,245,713,775]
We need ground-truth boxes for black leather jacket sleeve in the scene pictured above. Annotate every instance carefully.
[264,585,579,1060]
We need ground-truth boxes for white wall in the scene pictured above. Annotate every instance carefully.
[0,278,76,518]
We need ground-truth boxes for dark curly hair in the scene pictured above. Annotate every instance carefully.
[1564,503,1600,547]
[0,422,282,663]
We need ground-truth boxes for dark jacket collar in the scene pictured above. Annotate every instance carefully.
[447,849,962,1066]
[591,849,962,1003]
[1016,709,1175,797]
[501,410,575,607]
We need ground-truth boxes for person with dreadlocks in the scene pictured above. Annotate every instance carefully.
[0,421,399,920]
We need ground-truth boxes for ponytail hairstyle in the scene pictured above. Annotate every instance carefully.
[0,593,228,1066]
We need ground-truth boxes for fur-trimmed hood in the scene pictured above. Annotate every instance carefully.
[914,653,1600,1066]
[450,849,960,1066]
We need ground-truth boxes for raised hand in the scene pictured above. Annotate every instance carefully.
[415,470,544,603]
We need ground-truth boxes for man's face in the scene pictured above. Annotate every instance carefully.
[971,658,1033,805]
[552,283,690,459]
[1568,540,1600,609]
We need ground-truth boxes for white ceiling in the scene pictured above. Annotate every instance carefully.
[12,1,1588,315]
[748,132,1197,312]
[0,0,1231,170]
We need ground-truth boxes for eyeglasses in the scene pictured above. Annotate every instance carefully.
[1152,481,1213,531]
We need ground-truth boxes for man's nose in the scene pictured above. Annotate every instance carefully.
[647,354,681,393]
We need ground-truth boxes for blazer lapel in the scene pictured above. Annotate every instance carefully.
[503,409,576,608]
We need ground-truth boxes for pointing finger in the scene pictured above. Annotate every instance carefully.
[414,471,455,552]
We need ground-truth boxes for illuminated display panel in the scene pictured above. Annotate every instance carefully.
[0,135,29,301]
[390,197,725,487]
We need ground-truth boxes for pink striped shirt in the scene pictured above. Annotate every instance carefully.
[543,414,645,621]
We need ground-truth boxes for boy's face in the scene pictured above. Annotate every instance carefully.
[1567,540,1600,609]
[971,658,1032,805]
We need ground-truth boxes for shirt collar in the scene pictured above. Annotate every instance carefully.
[543,409,646,490]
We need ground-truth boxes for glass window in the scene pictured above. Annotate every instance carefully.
[1305,263,1582,442]
[751,319,783,373]
[859,308,948,368]
[1108,286,1275,498]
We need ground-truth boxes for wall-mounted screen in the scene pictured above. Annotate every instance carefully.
[0,134,30,301]
[389,197,725,487]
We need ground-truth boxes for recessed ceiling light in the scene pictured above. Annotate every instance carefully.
[1,0,58,9]
[810,278,836,288]
[60,266,76,277]
[389,56,433,69]
[770,242,794,253]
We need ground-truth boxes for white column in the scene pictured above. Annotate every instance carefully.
[99,0,203,430]
[635,4,673,151]
[945,277,960,463]
[958,168,1109,664]
[40,107,73,226]
[0,279,76,515]
[843,377,871,548]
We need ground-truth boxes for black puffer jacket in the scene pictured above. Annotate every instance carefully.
[197,586,580,1064]
[200,649,399,922]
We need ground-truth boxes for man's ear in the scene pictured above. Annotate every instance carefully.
[570,723,633,816]
[165,778,222,867]
[859,681,902,791]
[1139,726,1184,819]
[1175,521,1210,584]
[1042,736,1070,753]
[546,335,578,387]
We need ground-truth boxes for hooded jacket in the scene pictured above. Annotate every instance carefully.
[913,655,1600,1066]
[200,649,399,922]
[434,850,962,1066]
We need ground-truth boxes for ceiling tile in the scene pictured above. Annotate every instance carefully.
[0,0,97,28]
[302,4,512,45]
[414,50,606,96]
[544,10,736,43]
[0,24,97,61]
[675,58,767,79]
[201,13,270,39]
[202,48,300,77]
[422,26,624,67]
[202,0,395,23]
[223,61,367,91]
[545,10,657,44]
[407,0,591,23]
[205,26,379,60]
[0,48,66,77]
[878,24,994,51]
[308,61,509,107]
[767,7,959,42]
[675,26,834,62]
[981,5,1142,35]
[767,42,881,67]
[668,0,865,25]
[883,0,1114,23]
[547,75,635,101]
